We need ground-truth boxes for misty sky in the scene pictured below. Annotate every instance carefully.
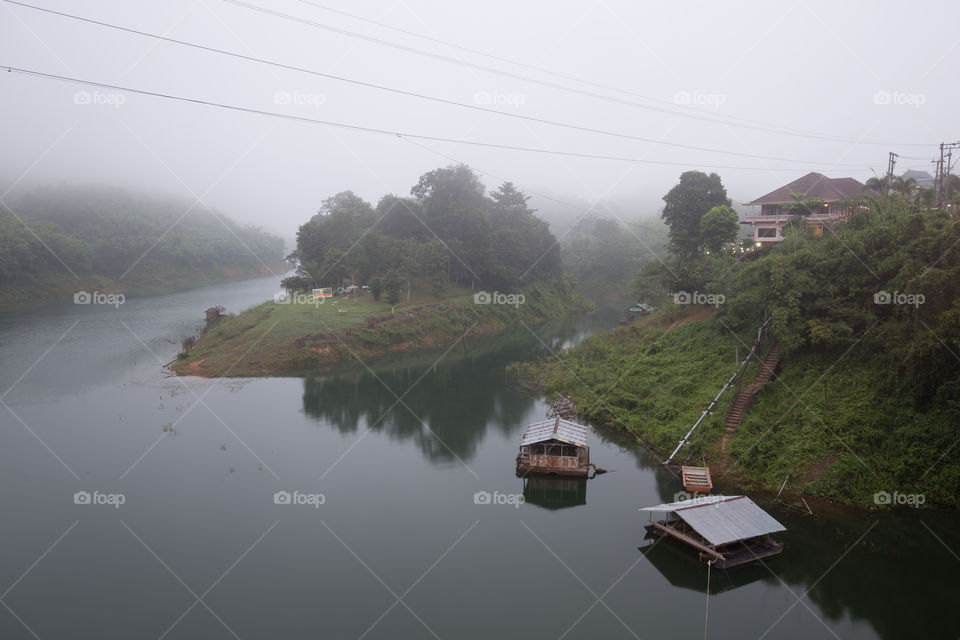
[2,0,957,244]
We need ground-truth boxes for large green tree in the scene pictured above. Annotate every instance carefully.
[699,205,740,252]
[287,165,564,296]
[660,171,732,259]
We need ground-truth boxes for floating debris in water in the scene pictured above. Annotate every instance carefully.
[229,466,235,473]
[220,443,227,451]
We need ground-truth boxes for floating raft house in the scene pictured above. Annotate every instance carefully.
[516,417,591,477]
[640,495,786,568]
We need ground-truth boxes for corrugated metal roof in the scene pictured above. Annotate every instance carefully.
[520,417,589,447]
[639,495,785,546]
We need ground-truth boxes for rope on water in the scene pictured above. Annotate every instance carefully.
[704,560,712,640]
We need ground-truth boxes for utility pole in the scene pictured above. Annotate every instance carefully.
[885,152,897,198]
[936,142,960,209]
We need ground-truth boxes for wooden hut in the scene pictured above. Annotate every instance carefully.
[516,416,590,477]
[640,495,786,568]
[204,305,226,320]
[620,303,654,324]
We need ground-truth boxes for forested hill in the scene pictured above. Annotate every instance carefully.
[0,184,286,306]
[283,165,562,295]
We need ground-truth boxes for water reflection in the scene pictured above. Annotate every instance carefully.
[522,475,588,510]
[640,535,770,594]
[300,310,621,463]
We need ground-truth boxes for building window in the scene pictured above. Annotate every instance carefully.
[757,227,777,238]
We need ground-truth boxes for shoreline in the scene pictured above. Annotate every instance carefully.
[173,282,593,378]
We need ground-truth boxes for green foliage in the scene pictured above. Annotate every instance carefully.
[383,269,403,306]
[521,199,960,506]
[699,205,740,252]
[781,191,826,216]
[661,171,732,258]
[176,281,592,376]
[0,184,285,290]
[289,165,562,292]
[369,276,383,301]
[561,216,668,301]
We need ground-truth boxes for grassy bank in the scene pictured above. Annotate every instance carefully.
[173,281,592,377]
[510,305,959,508]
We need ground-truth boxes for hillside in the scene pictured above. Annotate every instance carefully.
[0,184,286,307]
[511,201,960,508]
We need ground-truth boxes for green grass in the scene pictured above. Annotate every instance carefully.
[174,280,592,377]
[512,306,960,508]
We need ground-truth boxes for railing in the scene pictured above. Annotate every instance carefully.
[664,317,771,465]
[744,212,850,223]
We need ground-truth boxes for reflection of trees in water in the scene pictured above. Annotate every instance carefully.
[640,504,958,638]
[770,509,958,639]
[301,312,616,463]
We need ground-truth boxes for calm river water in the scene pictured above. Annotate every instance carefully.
[0,275,955,639]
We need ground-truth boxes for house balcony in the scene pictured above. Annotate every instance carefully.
[743,212,848,224]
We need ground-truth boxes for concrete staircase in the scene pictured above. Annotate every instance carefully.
[725,343,781,431]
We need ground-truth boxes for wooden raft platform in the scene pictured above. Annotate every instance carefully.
[639,495,786,569]
[681,466,713,493]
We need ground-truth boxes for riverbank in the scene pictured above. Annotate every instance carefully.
[173,281,593,377]
[509,304,959,509]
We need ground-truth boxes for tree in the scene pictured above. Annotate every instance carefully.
[383,269,404,309]
[890,176,918,202]
[781,192,826,217]
[865,176,889,199]
[489,182,530,217]
[915,187,936,210]
[661,171,731,259]
[699,205,739,253]
[369,276,383,301]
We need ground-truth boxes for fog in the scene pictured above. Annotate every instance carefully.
[2,0,957,241]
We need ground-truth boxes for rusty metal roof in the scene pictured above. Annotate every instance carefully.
[639,495,785,546]
[520,417,589,448]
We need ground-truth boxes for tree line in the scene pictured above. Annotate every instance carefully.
[0,184,285,286]
[283,165,562,301]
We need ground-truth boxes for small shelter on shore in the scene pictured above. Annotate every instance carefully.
[204,305,226,320]
[622,303,654,323]
[640,495,785,568]
[516,416,591,477]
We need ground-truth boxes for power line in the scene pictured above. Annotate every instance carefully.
[4,0,871,168]
[293,0,839,136]
[4,65,872,173]
[223,0,931,148]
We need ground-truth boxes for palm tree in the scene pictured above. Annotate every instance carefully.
[782,191,826,216]
[865,176,889,199]
[890,176,918,202]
